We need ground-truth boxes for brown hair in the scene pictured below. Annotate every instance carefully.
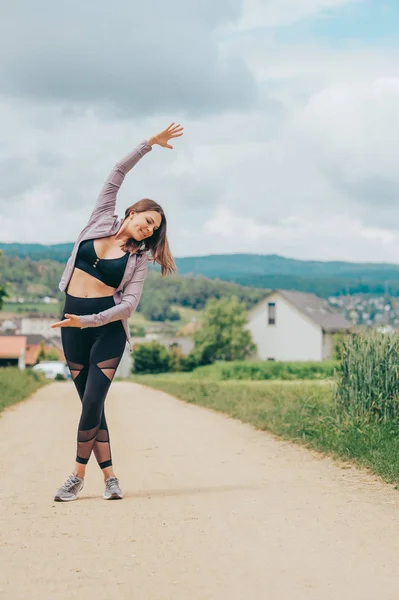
[121,198,176,276]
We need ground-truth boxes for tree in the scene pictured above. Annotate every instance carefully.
[140,290,181,321]
[191,296,256,365]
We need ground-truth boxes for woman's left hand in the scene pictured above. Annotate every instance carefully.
[148,123,184,149]
[50,313,82,328]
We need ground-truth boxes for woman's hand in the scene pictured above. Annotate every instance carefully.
[50,313,82,329]
[148,123,184,149]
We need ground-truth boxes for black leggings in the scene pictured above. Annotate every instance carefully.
[61,293,127,469]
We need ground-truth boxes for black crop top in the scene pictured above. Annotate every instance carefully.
[75,239,129,289]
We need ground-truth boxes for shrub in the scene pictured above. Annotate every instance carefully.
[132,341,171,374]
[55,373,66,381]
[168,343,185,372]
[180,351,201,372]
[192,360,338,381]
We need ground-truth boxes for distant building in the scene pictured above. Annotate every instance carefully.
[20,314,61,339]
[0,336,27,369]
[25,341,65,366]
[247,289,352,362]
[0,319,17,333]
[42,296,59,304]
[159,336,194,355]
[130,335,194,356]
[0,333,65,368]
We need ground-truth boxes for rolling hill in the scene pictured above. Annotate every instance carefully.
[1,243,398,298]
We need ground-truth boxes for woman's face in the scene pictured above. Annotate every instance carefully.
[129,210,162,241]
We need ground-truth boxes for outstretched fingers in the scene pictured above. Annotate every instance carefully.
[50,313,81,328]
[156,122,184,149]
[50,318,71,329]
[167,123,184,135]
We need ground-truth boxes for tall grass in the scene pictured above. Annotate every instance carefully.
[334,331,399,423]
[0,368,48,414]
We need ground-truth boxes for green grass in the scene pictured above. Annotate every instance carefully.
[129,311,150,325]
[2,302,60,315]
[128,305,202,337]
[132,374,399,487]
[0,368,49,414]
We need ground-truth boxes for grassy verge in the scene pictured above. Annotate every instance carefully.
[2,302,60,315]
[192,360,338,381]
[132,374,399,487]
[0,368,49,415]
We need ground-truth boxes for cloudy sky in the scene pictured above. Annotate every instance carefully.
[1,0,399,262]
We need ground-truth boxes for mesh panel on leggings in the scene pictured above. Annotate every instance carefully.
[93,425,112,468]
[76,425,100,465]
[67,360,84,381]
[97,356,120,381]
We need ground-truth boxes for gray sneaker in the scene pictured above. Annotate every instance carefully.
[103,476,123,500]
[54,474,84,502]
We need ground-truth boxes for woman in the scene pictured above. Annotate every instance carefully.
[50,122,184,502]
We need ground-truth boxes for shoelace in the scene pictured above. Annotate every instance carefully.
[62,475,80,492]
[105,477,120,490]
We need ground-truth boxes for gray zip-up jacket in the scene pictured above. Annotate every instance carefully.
[58,139,153,351]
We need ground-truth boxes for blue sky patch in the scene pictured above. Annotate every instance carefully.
[275,1,398,47]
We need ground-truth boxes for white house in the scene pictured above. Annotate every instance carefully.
[247,289,352,362]
[20,314,61,339]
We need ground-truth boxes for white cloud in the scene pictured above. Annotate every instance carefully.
[234,0,363,29]
[204,206,273,238]
[0,1,255,115]
[295,77,399,186]
[1,0,399,266]
[199,208,399,263]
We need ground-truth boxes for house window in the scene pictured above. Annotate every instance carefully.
[268,302,276,325]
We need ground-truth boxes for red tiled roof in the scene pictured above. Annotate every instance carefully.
[25,344,65,366]
[25,344,41,366]
[0,336,27,358]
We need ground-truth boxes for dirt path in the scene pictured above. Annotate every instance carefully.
[2,381,399,599]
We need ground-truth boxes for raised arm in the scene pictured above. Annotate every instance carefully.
[86,140,153,226]
[87,123,184,225]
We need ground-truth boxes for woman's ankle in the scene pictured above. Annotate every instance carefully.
[102,467,115,481]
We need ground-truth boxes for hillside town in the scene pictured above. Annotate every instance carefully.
[4,291,399,328]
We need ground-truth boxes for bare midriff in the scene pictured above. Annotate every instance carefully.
[66,269,117,298]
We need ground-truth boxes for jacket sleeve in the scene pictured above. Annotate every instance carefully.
[87,140,152,226]
[78,254,148,328]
